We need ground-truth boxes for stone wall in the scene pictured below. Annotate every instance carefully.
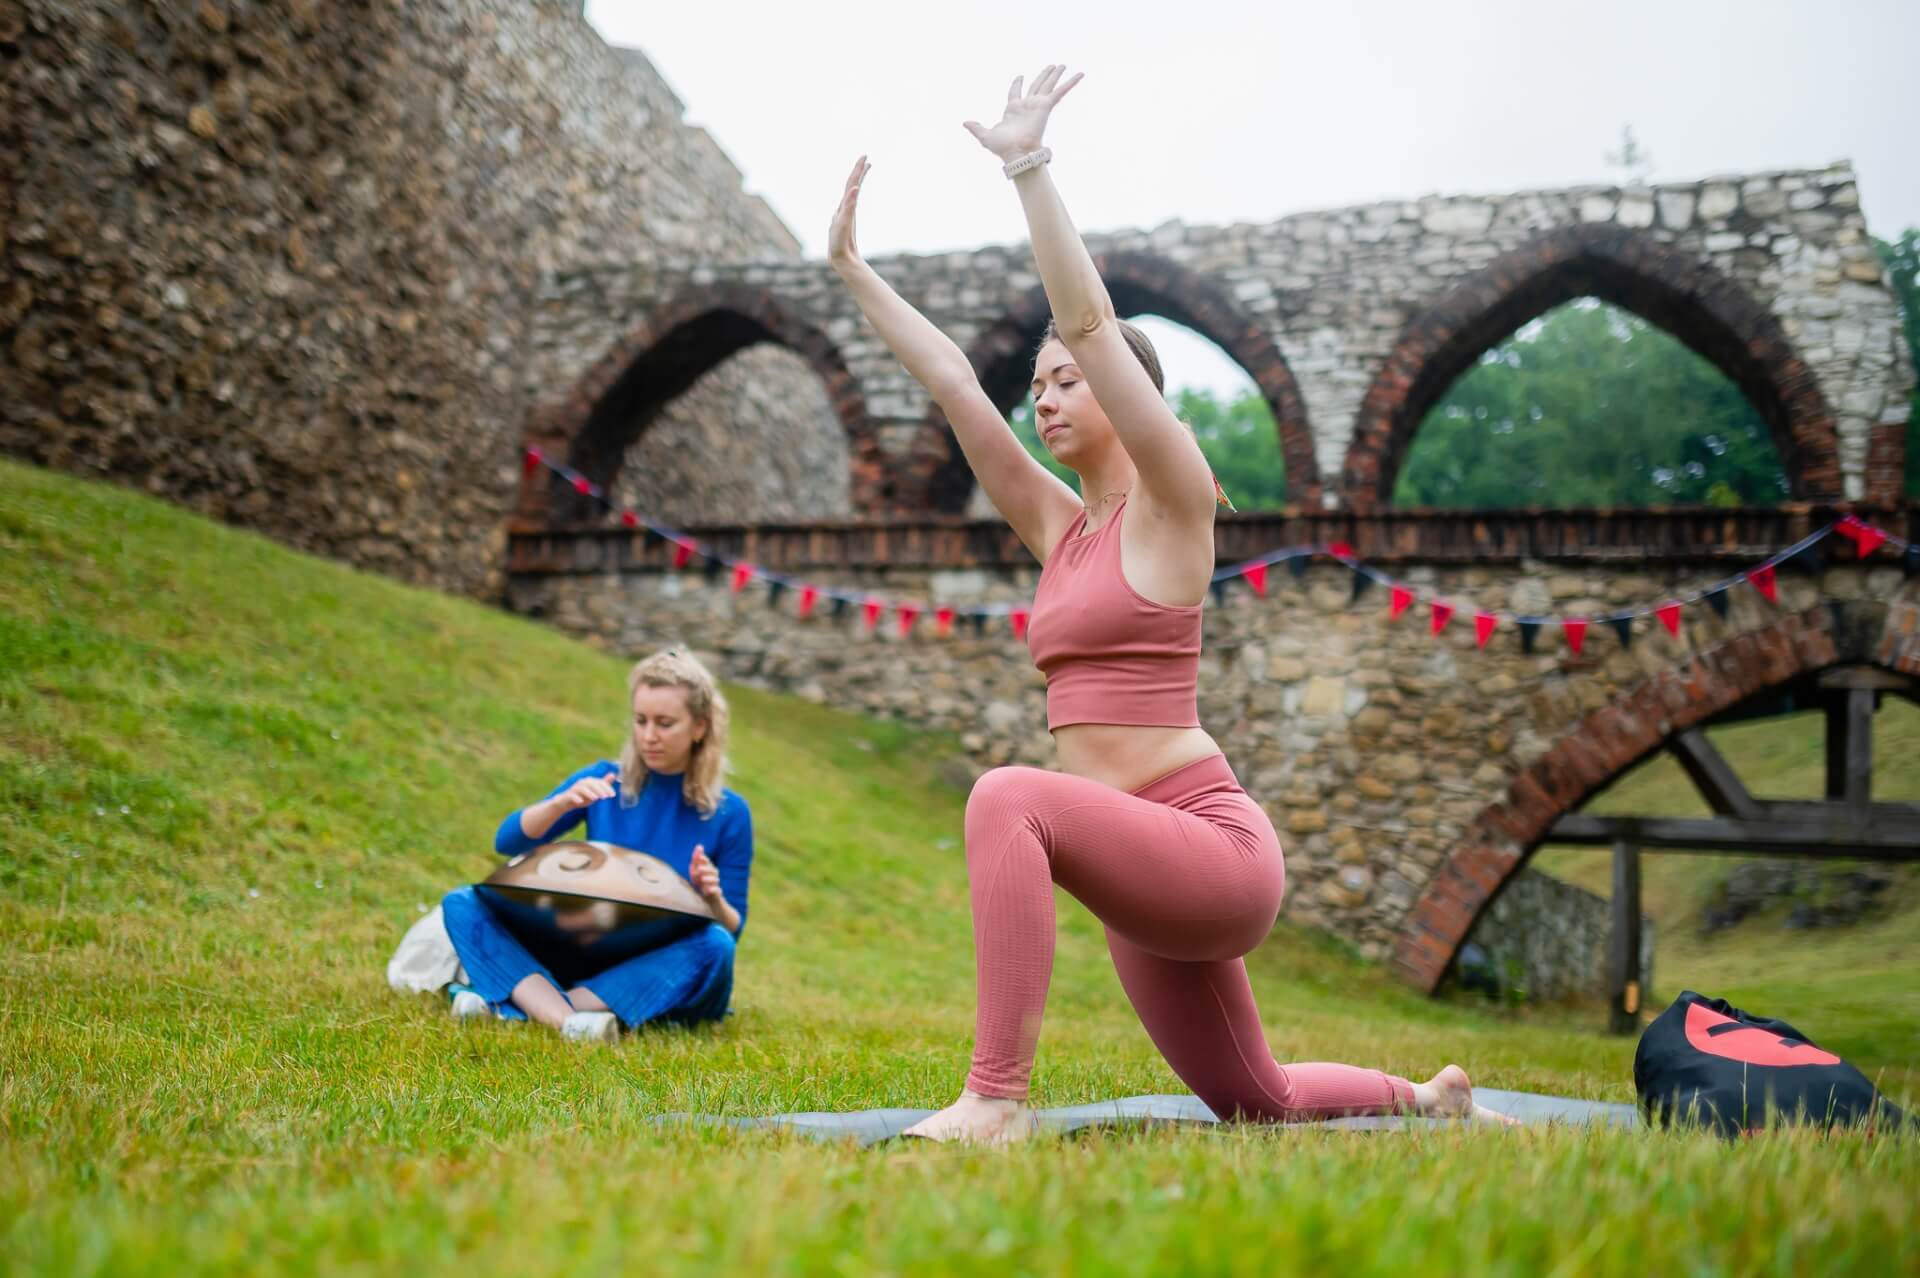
[533,167,1915,516]
[505,550,1920,965]
[1455,868,1655,1003]
[0,0,846,596]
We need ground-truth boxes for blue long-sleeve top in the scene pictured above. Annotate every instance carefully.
[495,761,754,935]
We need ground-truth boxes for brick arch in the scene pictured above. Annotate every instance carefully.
[1341,224,1843,511]
[1390,600,1909,993]
[921,251,1320,513]
[518,285,875,524]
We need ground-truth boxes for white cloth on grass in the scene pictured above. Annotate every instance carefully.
[386,904,468,994]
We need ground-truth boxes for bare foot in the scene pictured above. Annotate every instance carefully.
[901,1090,1039,1145]
[1412,1064,1520,1127]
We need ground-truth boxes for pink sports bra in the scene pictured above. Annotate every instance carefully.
[1025,499,1203,731]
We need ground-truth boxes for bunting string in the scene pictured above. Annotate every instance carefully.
[523,448,1916,646]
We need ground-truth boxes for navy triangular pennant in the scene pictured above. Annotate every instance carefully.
[1906,544,1919,578]
[1286,555,1309,581]
[702,555,725,583]
[1608,616,1634,649]
[969,612,987,636]
[1704,589,1730,619]
[1518,620,1541,654]
[766,580,788,609]
[1350,568,1375,604]
[830,596,850,620]
[1209,579,1228,607]
[1787,542,1826,577]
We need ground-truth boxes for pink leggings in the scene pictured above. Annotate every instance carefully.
[963,754,1415,1120]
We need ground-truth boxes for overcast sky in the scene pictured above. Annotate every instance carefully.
[586,0,1917,397]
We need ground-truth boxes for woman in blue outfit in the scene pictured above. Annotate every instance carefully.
[442,648,753,1044]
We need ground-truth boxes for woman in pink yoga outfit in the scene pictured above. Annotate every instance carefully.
[828,65,1512,1143]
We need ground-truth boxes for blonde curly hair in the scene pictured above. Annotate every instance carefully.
[617,648,730,818]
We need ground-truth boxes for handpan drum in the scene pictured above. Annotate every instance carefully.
[476,841,716,962]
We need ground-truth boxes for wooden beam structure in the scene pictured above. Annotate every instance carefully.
[1548,812,1920,858]
[1608,837,1644,1036]
[1666,728,1761,819]
[1547,666,1920,1034]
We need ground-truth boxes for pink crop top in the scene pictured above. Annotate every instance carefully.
[1025,499,1204,731]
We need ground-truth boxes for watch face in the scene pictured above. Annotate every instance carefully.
[478,841,714,957]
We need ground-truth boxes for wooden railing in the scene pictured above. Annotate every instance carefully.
[504,503,1917,578]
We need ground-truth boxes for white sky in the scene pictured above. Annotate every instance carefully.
[587,0,1917,397]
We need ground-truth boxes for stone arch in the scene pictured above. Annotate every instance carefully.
[1390,599,1910,993]
[923,251,1320,513]
[520,285,874,523]
[1342,225,1843,511]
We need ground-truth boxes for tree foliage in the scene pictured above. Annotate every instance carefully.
[1394,299,1787,508]
[1872,230,1920,498]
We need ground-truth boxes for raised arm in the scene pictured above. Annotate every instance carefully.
[827,158,1080,559]
[966,69,1220,527]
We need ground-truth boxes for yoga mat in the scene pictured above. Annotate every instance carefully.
[664,1089,1638,1145]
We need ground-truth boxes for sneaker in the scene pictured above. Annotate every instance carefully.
[449,984,490,1021]
[560,1010,620,1044]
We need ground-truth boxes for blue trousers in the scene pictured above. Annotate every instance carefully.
[440,886,734,1029]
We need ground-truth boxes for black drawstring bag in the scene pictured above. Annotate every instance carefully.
[1634,990,1910,1137]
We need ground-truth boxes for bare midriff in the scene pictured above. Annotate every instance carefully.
[1050,722,1223,794]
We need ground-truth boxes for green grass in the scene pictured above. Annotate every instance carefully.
[2,457,1916,1277]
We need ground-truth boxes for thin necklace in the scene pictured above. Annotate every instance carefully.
[1083,487,1131,518]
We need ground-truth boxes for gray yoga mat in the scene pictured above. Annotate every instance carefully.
[665,1089,1639,1145]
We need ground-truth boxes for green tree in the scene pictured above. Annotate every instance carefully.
[1393,299,1788,508]
[1872,230,1920,498]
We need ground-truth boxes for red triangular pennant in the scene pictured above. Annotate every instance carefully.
[935,607,955,637]
[620,510,638,529]
[797,585,820,619]
[1474,612,1498,648]
[571,474,593,495]
[730,562,755,594]
[1009,608,1030,639]
[1430,601,1455,636]
[1656,602,1682,637]
[897,605,921,636]
[861,600,884,631]
[1329,542,1355,561]
[1748,563,1778,603]
[671,540,695,570]
[1852,522,1888,558]
[1563,618,1588,655]
[522,447,543,477]
[1389,585,1414,619]
[1243,563,1268,597]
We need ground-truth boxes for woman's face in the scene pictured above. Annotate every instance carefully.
[1030,338,1115,468]
[631,683,705,775]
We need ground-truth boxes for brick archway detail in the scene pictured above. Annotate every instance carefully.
[1391,600,1918,992]
[1342,225,1843,510]
[922,251,1320,514]
[520,284,873,523]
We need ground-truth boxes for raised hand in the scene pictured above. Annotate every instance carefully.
[554,773,617,812]
[688,844,723,902]
[963,64,1083,163]
[827,155,872,271]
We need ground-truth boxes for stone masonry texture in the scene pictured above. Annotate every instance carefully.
[2,0,846,596]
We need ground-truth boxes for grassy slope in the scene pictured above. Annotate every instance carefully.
[1,458,1914,1277]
